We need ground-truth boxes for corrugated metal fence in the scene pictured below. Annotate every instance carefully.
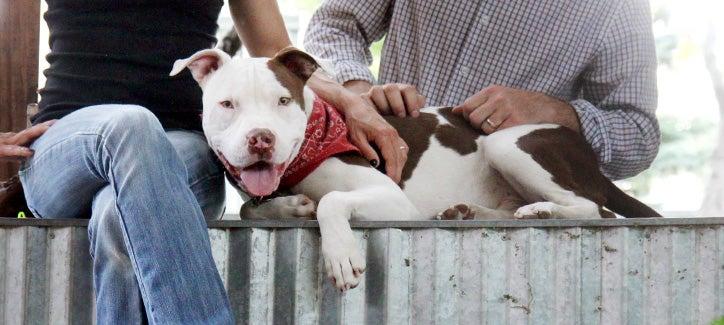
[1,218,723,324]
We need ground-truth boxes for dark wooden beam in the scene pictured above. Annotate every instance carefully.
[0,1,40,180]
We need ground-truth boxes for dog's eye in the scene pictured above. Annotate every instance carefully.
[278,97,292,106]
[220,101,234,109]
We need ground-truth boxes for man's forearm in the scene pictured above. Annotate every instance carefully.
[547,98,581,133]
[228,0,291,57]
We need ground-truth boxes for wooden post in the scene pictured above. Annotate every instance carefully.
[0,1,40,180]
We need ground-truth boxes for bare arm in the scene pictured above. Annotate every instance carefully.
[344,80,373,95]
[228,0,291,57]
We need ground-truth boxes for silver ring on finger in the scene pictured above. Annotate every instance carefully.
[484,118,499,129]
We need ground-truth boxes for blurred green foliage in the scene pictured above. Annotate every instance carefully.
[625,4,718,199]
[370,38,384,78]
[627,115,717,197]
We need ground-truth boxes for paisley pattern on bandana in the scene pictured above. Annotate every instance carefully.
[280,97,359,188]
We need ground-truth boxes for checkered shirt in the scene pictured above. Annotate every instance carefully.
[304,0,660,180]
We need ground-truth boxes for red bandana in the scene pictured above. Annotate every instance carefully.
[279,97,359,188]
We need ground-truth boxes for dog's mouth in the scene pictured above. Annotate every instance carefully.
[217,153,286,197]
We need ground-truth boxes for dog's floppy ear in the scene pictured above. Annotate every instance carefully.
[169,48,231,87]
[270,47,320,82]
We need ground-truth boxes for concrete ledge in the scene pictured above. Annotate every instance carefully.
[0,216,723,228]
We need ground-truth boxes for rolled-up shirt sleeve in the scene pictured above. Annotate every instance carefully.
[303,0,393,84]
[572,0,661,180]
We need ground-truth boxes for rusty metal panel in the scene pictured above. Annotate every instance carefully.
[1,218,723,324]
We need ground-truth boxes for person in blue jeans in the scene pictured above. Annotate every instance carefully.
[1,0,409,323]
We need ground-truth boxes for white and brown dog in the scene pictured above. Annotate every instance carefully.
[170,47,662,291]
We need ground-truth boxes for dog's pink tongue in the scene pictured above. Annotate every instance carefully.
[240,167,281,197]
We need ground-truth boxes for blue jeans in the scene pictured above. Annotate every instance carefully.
[19,105,233,324]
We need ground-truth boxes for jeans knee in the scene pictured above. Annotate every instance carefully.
[95,106,185,170]
[109,105,157,123]
[100,105,165,143]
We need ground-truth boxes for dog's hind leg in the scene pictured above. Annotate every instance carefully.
[437,193,523,220]
[513,200,603,219]
[239,194,316,219]
[483,125,610,219]
[436,204,514,220]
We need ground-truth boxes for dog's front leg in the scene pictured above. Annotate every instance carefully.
[315,191,365,291]
[295,157,420,291]
[316,186,418,291]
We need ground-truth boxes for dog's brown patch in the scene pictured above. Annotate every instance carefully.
[381,108,482,187]
[383,112,439,187]
[266,48,320,111]
[273,47,319,80]
[435,107,483,155]
[516,127,661,218]
[516,127,607,205]
[267,60,307,110]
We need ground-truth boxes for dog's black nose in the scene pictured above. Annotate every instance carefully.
[247,128,276,156]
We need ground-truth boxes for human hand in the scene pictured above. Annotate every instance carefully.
[360,83,426,118]
[0,120,56,161]
[452,85,580,134]
[310,74,408,183]
[341,95,409,183]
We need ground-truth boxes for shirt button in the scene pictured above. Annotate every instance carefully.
[481,14,490,25]
[460,66,470,75]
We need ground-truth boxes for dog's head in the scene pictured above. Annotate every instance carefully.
[170,47,319,197]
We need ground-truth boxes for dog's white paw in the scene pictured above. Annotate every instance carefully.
[514,202,555,219]
[322,234,366,291]
[436,204,475,220]
[275,194,316,219]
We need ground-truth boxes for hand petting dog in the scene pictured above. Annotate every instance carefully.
[361,83,426,118]
[345,82,581,138]
[309,73,409,183]
[0,120,56,161]
[345,80,426,118]
[342,102,409,183]
[453,85,581,134]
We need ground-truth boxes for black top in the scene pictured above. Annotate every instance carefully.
[34,0,224,130]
